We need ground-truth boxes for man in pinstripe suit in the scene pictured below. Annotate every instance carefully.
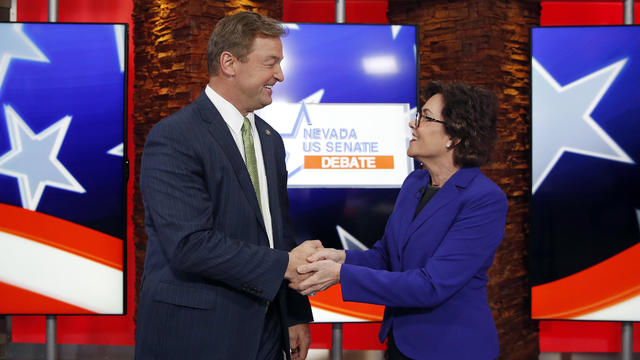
[136,12,317,360]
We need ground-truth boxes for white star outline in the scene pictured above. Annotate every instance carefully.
[280,90,325,178]
[336,225,368,251]
[0,23,49,91]
[269,24,414,179]
[532,57,635,194]
[0,105,85,210]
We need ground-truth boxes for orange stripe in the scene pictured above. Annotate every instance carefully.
[309,284,384,321]
[304,155,394,169]
[532,243,640,319]
[0,281,94,314]
[0,203,123,271]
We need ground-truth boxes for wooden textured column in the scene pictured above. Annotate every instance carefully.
[388,1,539,359]
[132,0,283,319]
[0,0,10,21]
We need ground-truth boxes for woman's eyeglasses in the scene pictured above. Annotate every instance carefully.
[415,113,446,127]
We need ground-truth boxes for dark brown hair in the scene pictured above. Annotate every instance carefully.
[207,11,285,76]
[423,81,498,167]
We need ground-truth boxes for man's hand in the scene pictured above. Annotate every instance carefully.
[288,323,311,360]
[289,260,341,296]
[285,240,323,283]
[307,248,346,264]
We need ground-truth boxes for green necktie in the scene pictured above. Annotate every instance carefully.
[241,117,261,211]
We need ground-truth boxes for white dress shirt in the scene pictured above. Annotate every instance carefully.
[205,85,274,248]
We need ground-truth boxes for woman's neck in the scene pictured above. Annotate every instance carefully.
[423,161,460,187]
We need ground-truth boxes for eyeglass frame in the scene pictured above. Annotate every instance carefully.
[415,112,446,127]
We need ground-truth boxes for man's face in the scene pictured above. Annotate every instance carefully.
[233,36,284,114]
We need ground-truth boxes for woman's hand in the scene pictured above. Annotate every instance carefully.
[289,260,341,296]
[307,248,346,264]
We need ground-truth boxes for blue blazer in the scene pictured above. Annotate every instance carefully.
[341,167,507,360]
[135,92,312,360]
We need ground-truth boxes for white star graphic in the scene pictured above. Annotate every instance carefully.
[532,58,635,194]
[0,23,49,91]
[391,25,402,40]
[282,23,300,30]
[114,24,125,73]
[107,143,123,157]
[0,105,85,210]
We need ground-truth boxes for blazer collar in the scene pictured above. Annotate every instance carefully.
[401,167,481,246]
[194,92,267,234]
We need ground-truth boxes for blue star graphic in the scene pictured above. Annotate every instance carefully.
[0,105,85,210]
[0,23,49,91]
[532,57,635,194]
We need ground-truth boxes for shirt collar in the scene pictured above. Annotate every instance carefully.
[205,85,255,135]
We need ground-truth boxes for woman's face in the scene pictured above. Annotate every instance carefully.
[407,93,452,164]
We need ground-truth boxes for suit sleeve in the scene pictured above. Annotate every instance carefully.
[272,134,314,326]
[140,120,288,301]
[282,188,313,326]
[340,188,507,308]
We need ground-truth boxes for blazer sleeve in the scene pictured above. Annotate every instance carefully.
[345,170,419,270]
[141,120,288,302]
[340,188,507,308]
[344,232,392,270]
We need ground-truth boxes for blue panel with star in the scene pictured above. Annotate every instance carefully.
[276,24,418,252]
[277,24,417,106]
[530,26,640,286]
[0,23,126,240]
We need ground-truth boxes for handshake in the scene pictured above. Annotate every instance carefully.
[284,240,346,296]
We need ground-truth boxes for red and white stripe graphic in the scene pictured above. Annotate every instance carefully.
[532,243,640,321]
[0,203,123,314]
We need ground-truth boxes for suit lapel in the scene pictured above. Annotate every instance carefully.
[194,93,266,233]
[255,117,283,249]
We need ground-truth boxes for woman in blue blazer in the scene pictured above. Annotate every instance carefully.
[292,81,508,359]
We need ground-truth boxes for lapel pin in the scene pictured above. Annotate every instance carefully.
[265,129,271,136]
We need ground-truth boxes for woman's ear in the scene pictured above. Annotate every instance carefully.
[448,138,461,149]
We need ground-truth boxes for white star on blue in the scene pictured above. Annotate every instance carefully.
[107,143,123,157]
[0,23,49,91]
[531,57,635,194]
[0,105,85,210]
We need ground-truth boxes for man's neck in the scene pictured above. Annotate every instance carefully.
[208,78,249,117]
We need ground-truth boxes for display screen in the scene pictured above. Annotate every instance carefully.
[530,26,640,321]
[0,23,126,314]
[256,23,418,322]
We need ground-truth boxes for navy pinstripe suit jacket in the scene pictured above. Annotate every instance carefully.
[135,92,312,359]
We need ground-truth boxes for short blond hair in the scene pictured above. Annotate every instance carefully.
[207,11,285,76]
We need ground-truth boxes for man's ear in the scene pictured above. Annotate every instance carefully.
[219,51,236,76]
